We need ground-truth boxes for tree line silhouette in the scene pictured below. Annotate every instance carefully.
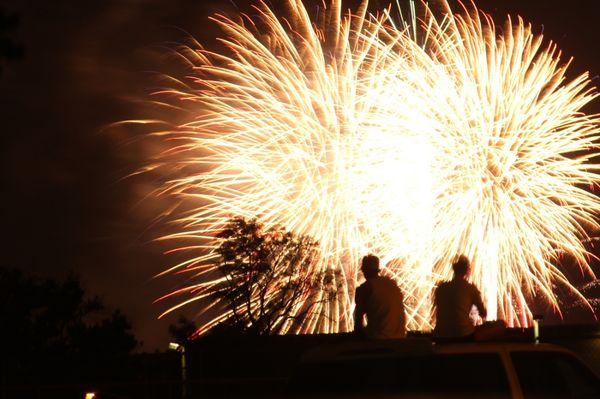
[0,267,138,388]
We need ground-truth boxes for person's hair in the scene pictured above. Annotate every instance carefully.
[452,255,470,277]
[361,254,380,278]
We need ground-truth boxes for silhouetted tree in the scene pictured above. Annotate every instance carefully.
[212,217,338,335]
[0,267,138,386]
[169,315,197,345]
[0,7,24,74]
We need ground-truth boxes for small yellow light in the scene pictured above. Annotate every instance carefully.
[85,393,96,399]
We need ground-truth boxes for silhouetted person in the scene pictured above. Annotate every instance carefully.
[434,255,487,339]
[354,255,406,339]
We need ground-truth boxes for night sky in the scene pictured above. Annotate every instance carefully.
[2,0,600,350]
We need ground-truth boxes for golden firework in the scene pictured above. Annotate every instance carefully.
[142,0,599,334]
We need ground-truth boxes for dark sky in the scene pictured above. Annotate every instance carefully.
[1,0,600,350]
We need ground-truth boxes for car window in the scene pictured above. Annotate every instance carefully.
[511,351,600,399]
[290,352,510,398]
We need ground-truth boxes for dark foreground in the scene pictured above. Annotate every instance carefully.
[3,324,600,398]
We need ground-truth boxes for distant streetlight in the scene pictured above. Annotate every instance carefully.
[84,393,96,399]
[169,342,188,399]
[533,315,544,344]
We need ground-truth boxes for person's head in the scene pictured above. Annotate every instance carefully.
[361,254,380,279]
[452,255,470,279]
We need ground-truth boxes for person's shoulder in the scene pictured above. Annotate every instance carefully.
[355,280,373,301]
[379,275,402,288]
[466,281,480,290]
[356,281,369,293]
[378,275,396,284]
[436,280,451,289]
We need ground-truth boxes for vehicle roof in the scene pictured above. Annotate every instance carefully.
[301,338,433,362]
[301,339,571,363]
[434,342,570,354]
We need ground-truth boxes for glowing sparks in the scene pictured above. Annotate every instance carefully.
[143,0,600,334]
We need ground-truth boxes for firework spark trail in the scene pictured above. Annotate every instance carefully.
[143,0,600,334]
[418,2,600,324]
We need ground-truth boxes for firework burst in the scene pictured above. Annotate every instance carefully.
[419,2,600,325]
[141,0,600,334]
